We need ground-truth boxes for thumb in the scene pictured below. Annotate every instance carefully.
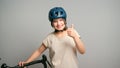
[70,24,74,29]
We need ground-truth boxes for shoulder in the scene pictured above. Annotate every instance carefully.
[42,32,54,47]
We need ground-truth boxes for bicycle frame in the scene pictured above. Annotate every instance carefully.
[1,54,52,68]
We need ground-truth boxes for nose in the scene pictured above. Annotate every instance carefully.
[57,21,61,25]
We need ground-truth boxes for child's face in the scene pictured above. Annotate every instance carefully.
[52,18,66,31]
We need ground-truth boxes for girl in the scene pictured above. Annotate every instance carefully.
[19,7,85,68]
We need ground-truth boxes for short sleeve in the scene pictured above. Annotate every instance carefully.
[42,35,51,48]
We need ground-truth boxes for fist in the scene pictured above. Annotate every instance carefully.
[18,61,27,68]
[67,24,77,38]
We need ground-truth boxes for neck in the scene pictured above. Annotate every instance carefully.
[54,30,67,38]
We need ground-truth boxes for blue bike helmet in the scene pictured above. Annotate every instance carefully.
[49,7,67,22]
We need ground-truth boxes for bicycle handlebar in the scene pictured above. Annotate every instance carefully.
[1,54,52,68]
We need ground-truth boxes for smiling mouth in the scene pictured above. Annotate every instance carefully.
[56,25,64,29]
[54,25,67,32]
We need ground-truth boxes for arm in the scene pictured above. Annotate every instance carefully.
[19,43,47,66]
[25,43,47,63]
[73,36,85,54]
[67,24,85,54]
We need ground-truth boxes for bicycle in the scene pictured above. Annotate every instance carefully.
[1,54,52,68]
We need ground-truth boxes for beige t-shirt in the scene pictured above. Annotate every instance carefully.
[43,31,80,68]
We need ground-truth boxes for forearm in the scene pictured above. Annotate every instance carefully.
[73,37,85,54]
[25,44,46,63]
[25,49,41,63]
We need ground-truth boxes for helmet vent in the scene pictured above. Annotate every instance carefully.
[50,13,53,17]
[60,11,63,15]
[55,12,58,16]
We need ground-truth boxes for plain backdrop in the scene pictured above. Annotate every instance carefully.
[0,0,120,68]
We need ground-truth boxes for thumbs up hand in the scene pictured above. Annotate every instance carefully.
[67,24,77,38]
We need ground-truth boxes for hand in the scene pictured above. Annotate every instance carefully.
[67,24,77,38]
[18,61,27,68]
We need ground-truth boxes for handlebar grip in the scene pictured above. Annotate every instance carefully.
[22,55,48,68]
[23,60,43,67]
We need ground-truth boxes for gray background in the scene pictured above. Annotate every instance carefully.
[0,0,120,68]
